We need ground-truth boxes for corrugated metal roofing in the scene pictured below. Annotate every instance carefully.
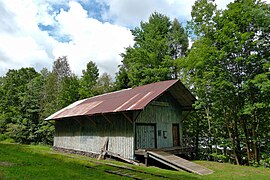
[45,79,196,120]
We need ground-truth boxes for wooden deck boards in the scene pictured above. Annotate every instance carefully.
[135,146,194,156]
[147,150,213,175]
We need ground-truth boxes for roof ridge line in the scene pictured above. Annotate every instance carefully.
[86,87,132,100]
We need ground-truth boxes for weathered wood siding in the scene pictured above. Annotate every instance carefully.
[136,124,156,149]
[135,92,182,149]
[54,114,134,159]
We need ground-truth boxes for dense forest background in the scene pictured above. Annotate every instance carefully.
[0,0,269,166]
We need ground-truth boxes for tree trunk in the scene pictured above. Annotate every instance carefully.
[195,118,200,159]
[231,130,240,165]
[234,121,242,165]
[205,107,212,160]
[252,128,259,163]
[242,119,251,165]
[224,111,240,165]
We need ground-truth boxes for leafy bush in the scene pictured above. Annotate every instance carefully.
[260,153,270,168]
[0,134,7,141]
[2,138,15,143]
[210,153,228,162]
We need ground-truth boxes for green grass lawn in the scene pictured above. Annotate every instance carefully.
[0,142,269,179]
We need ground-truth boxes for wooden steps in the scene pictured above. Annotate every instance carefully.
[147,150,213,175]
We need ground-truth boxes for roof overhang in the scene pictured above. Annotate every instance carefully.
[45,79,196,121]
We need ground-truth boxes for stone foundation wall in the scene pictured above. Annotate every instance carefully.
[53,146,99,158]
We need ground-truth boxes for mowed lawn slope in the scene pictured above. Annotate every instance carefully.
[0,143,120,180]
[0,143,196,180]
[0,143,270,180]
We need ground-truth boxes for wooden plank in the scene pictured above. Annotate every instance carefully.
[121,112,133,123]
[73,117,82,126]
[151,101,170,107]
[135,149,147,156]
[104,150,139,166]
[98,137,109,160]
[148,154,183,171]
[182,111,191,122]
[147,151,213,175]
[102,114,112,124]
[86,116,96,125]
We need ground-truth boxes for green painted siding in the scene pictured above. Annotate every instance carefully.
[135,92,182,149]
[54,114,134,159]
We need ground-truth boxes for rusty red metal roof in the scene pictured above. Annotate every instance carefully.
[45,79,196,120]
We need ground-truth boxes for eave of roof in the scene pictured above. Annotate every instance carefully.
[45,79,196,121]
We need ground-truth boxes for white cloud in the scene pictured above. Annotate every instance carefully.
[215,0,234,9]
[100,0,248,27]
[0,0,57,74]
[0,0,134,77]
[101,0,195,26]
[0,0,269,77]
[100,0,270,27]
[53,1,134,76]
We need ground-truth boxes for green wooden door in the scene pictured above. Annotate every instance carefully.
[136,124,156,149]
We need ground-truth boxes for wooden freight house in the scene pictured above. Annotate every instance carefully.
[46,79,196,160]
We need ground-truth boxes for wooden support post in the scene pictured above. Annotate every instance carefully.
[73,117,82,126]
[133,111,142,122]
[144,153,149,166]
[121,112,133,123]
[86,116,96,125]
[182,111,191,122]
[102,114,112,124]
[98,137,109,160]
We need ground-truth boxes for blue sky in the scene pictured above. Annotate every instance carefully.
[1,0,263,77]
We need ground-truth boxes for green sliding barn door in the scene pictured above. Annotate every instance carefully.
[136,124,156,149]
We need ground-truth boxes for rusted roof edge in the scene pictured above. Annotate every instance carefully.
[47,109,144,121]
[45,79,193,121]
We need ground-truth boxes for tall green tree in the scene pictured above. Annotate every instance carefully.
[0,76,5,134]
[38,57,79,144]
[79,61,99,98]
[114,65,130,90]
[94,73,113,95]
[118,12,189,86]
[39,68,58,120]
[169,19,189,78]
[39,57,78,144]
[60,74,80,107]
[52,56,72,80]
[0,68,40,143]
[51,56,74,109]
[184,0,270,165]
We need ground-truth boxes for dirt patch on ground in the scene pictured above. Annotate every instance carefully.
[0,162,14,166]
